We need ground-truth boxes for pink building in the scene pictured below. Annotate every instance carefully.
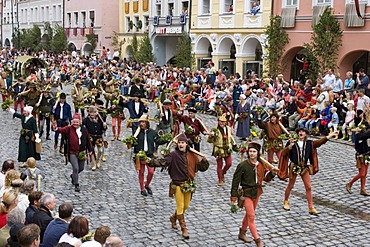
[273,0,370,80]
[65,0,119,57]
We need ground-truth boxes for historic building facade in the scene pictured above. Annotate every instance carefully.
[2,0,63,48]
[65,0,119,56]
[190,0,270,78]
[118,0,150,60]
[273,0,370,80]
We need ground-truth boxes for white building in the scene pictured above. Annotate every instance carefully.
[148,0,190,65]
[2,0,63,48]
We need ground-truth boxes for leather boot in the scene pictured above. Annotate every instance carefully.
[177,214,189,239]
[309,207,320,215]
[92,163,97,171]
[238,228,252,243]
[346,183,352,194]
[360,189,370,196]
[96,161,101,169]
[170,212,178,229]
[283,200,290,211]
[254,238,264,247]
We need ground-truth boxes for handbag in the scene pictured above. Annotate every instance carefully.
[35,138,42,153]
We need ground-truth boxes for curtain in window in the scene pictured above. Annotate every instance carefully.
[344,3,366,27]
[281,7,296,28]
[312,5,329,26]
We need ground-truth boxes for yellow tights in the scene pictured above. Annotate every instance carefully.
[175,186,192,215]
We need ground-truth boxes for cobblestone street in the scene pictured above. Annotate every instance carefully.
[1,85,369,246]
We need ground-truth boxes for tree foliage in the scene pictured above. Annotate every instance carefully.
[13,23,67,53]
[137,34,155,64]
[42,22,53,52]
[304,7,343,81]
[264,15,289,77]
[173,33,194,68]
[86,34,98,52]
[51,25,68,53]
[126,34,140,62]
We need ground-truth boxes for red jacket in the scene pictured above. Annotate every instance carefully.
[57,125,92,155]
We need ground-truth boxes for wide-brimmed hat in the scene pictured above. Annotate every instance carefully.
[295,127,309,134]
[138,114,149,122]
[163,99,172,105]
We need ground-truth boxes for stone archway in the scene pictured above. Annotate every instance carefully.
[338,50,370,79]
[194,36,213,69]
[81,43,93,57]
[4,39,11,48]
[67,42,77,51]
[281,46,306,80]
[240,35,263,76]
[216,36,237,77]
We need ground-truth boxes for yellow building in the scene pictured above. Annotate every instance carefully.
[190,0,271,78]
[118,0,150,59]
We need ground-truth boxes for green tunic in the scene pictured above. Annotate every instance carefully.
[231,160,265,199]
[13,113,41,162]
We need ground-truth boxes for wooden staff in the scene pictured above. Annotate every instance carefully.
[278,121,290,135]
[195,117,209,133]
[171,137,207,159]
[259,156,279,171]
[166,132,183,150]
[74,85,79,97]
[158,101,164,116]
[133,126,141,138]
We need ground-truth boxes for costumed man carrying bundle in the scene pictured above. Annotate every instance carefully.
[82,106,107,171]
[18,82,41,117]
[71,79,87,118]
[53,113,93,192]
[120,92,149,135]
[346,122,370,196]
[279,127,338,215]
[230,142,278,247]
[8,106,41,163]
[35,87,54,140]
[109,90,125,141]
[133,115,166,196]
[208,114,237,186]
[257,111,285,164]
[149,133,209,240]
[178,107,209,152]
[155,99,173,135]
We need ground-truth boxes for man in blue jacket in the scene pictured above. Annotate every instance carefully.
[51,92,72,152]
[42,202,73,247]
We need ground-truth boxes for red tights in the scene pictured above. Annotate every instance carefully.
[241,196,260,240]
[267,149,282,164]
[138,164,155,191]
[349,165,369,190]
[111,117,122,137]
[216,155,232,182]
[284,171,313,209]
